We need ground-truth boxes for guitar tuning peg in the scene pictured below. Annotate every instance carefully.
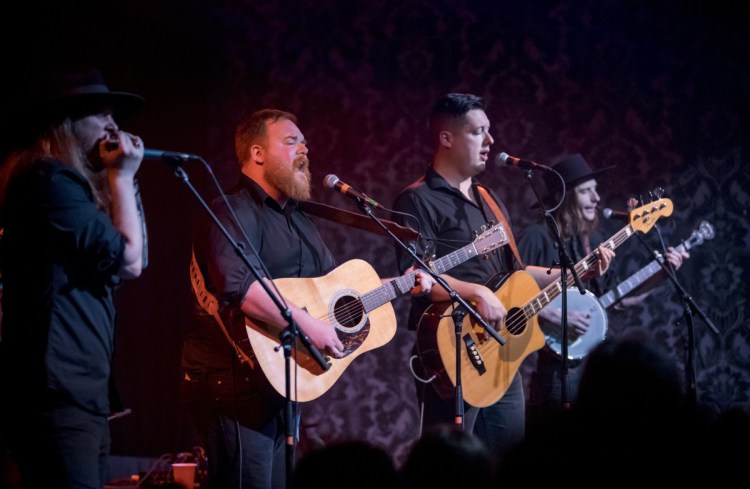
[652,187,665,199]
[487,220,495,227]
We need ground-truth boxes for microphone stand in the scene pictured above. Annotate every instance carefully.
[352,198,504,430]
[168,159,329,487]
[635,225,719,410]
[523,170,586,410]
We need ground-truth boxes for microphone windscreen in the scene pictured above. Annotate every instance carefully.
[323,174,339,189]
[495,152,510,166]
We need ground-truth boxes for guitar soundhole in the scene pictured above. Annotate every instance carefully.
[330,293,370,356]
[333,295,365,330]
[505,307,526,336]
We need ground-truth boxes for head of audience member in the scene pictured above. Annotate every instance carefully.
[498,331,694,486]
[542,153,614,241]
[576,329,686,425]
[234,108,311,202]
[400,424,495,489]
[429,93,493,182]
[291,439,400,489]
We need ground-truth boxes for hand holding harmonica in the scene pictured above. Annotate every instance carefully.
[103,130,143,151]
[99,130,144,174]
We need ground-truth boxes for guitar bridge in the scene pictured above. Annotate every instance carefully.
[463,334,486,375]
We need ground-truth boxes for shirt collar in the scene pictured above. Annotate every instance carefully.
[424,167,482,200]
[238,173,300,212]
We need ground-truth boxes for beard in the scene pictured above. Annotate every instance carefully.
[265,155,312,201]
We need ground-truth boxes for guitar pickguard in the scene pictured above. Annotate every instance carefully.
[328,290,371,356]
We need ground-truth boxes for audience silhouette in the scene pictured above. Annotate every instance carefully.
[290,331,748,489]
[400,425,495,489]
[291,439,400,489]
[498,330,702,486]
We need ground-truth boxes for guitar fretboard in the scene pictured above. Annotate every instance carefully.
[522,224,636,319]
[598,227,707,308]
[360,224,509,313]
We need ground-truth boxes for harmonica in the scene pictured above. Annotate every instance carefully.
[103,133,141,151]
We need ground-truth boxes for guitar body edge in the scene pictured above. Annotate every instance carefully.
[246,259,397,402]
[416,270,546,408]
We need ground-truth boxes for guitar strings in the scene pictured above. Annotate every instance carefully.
[315,301,363,325]
[306,224,507,323]
[430,227,631,345]
[499,229,630,340]
[311,221,637,336]
[312,271,419,325]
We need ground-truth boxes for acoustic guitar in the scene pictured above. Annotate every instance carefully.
[243,222,510,402]
[415,198,673,407]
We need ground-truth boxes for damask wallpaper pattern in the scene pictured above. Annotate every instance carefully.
[50,0,745,461]
[179,1,749,463]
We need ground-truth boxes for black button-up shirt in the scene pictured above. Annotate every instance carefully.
[392,168,521,330]
[183,174,335,369]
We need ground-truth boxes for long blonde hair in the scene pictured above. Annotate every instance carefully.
[0,118,109,217]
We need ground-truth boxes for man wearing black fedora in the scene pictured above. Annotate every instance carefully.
[0,64,147,488]
[517,153,689,421]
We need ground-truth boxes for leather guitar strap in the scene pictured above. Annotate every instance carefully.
[189,248,253,367]
[476,185,525,268]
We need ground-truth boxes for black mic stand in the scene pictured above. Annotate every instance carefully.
[168,159,330,488]
[523,169,586,410]
[352,197,504,430]
[635,225,719,411]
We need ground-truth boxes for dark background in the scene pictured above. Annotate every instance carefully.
[3,0,749,465]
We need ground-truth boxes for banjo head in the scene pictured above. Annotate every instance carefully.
[543,288,608,360]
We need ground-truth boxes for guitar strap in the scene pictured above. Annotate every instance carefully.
[299,200,419,241]
[189,248,254,367]
[476,185,524,268]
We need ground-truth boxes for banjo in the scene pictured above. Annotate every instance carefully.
[544,220,715,360]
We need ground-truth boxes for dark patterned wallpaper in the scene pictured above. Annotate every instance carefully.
[6,0,748,464]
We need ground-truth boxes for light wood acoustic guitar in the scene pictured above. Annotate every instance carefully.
[415,198,673,407]
[243,222,510,402]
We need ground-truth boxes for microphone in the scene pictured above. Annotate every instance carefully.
[142,149,200,161]
[602,208,630,220]
[495,152,550,170]
[323,174,383,209]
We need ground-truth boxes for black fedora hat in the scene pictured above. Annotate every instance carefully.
[21,64,144,124]
[543,153,615,197]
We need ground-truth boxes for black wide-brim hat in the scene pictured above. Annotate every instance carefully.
[543,153,615,200]
[19,64,145,125]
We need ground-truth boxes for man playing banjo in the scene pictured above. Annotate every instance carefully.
[517,153,689,419]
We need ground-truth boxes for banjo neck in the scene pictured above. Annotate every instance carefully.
[597,220,714,309]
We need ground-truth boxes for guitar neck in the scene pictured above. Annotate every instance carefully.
[525,223,637,317]
[360,236,488,313]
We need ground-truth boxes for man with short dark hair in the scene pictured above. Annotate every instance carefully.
[392,93,613,462]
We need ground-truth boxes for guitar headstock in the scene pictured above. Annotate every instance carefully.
[474,222,510,253]
[628,198,673,234]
